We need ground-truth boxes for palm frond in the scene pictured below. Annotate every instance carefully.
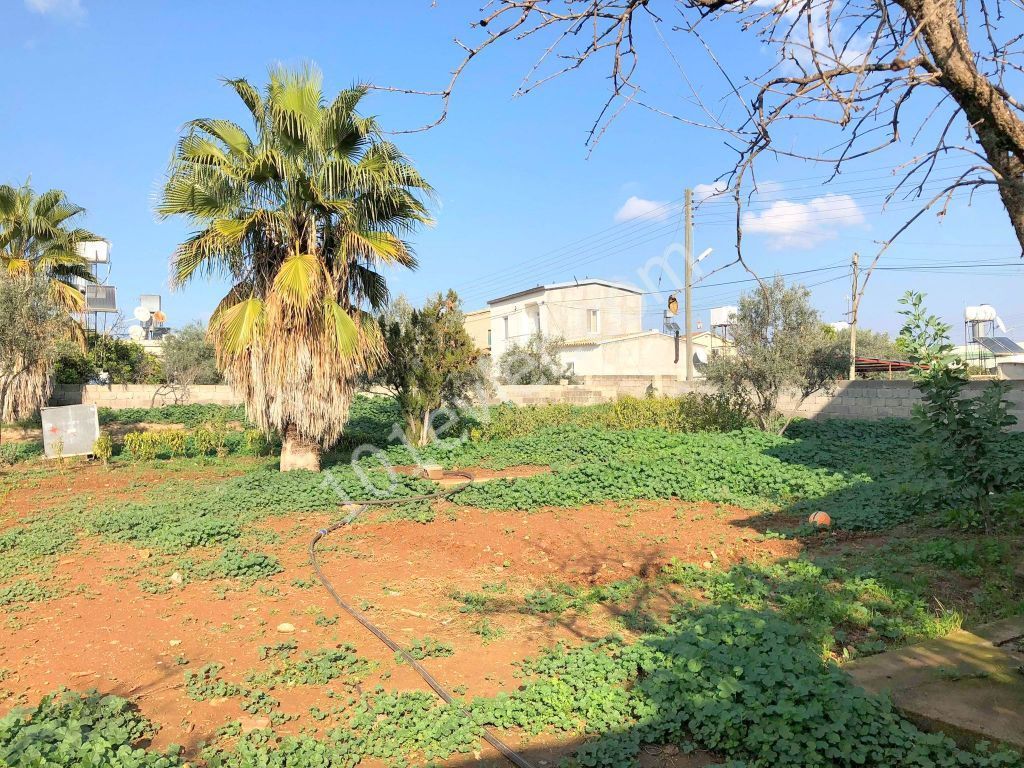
[213,296,266,354]
[273,253,324,309]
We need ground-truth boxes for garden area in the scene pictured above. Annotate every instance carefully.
[1,395,1023,768]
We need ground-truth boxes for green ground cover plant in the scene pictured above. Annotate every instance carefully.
[246,645,371,689]
[85,466,435,554]
[0,690,182,768]
[31,593,1012,768]
[468,605,1022,768]
[400,636,454,661]
[396,419,1024,530]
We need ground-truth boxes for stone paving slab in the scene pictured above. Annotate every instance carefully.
[847,618,1024,750]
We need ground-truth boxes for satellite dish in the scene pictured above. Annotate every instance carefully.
[129,325,145,341]
[693,347,709,371]
[152,310,167,325]
[133,306,151,322]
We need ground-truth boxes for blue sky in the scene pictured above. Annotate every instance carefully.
[5,0,1023,339]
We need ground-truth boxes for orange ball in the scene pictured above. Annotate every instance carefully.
[808,511,832,528]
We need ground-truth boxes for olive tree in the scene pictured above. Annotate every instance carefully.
[0,275,64,442]
[497,332,579,385]
[704,277,847,433]
[162,323,222,387]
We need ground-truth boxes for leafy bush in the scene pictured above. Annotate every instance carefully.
[0,579,55,606]
[898,291,1019,530]
[664,558,960,658]
[54,334,163,386]
[161,322,222,386]
[93,432,113,467]
[0,440,43,466]
[401,636,454,661]
[119,424,270,461]
[0,690,181,767]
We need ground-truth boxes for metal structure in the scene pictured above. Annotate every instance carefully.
[74,239,116,334]
[709,305,737,357]
[130,296,170,342]
[40,404,100,459]
[964,304,1011,370]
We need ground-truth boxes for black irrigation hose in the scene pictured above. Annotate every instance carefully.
[309,471,536,768]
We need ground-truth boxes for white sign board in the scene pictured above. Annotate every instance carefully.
[41,404,100,459]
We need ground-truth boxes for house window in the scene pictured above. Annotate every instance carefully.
[587,309,600,334]
[503,316,510,339]
[487,329,492,346]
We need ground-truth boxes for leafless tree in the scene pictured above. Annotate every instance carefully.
[376,0,1024,297]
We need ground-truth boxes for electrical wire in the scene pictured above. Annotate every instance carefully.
[309,474,535,768]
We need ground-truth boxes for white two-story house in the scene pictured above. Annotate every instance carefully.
[480,279,725,379]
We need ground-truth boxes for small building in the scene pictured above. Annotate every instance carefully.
[471,279,730,380]
[463,308,491,353]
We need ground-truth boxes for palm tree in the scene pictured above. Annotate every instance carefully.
[0,180,97,422]
[157,66,433,471]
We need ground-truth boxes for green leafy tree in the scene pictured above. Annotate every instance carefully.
[704,277,847,434]
[162,323,222,387]
[377,291,484,446]
[157,66,433,471]
[897,291,1017,531]
[497,332,578,385]
[54,334,162,386]
[0,275,64,440]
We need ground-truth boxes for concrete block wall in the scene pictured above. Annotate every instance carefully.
[50,384,243,409]
[53,378,1024,431]
[492,376,1024,430]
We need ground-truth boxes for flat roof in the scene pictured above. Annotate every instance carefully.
[487,279,642,305]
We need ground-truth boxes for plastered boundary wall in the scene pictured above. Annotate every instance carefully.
[51,378,1024,430]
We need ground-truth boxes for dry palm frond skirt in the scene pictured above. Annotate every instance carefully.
[219,307,386,448]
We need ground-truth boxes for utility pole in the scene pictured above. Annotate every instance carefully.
[684,188,694,381]
[849,252,859,380]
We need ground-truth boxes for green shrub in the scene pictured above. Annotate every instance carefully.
[475,394,746,440]
[122,431,160,461]
[0,441,43,466]
[93,432,113,467]
[98,404,245,428]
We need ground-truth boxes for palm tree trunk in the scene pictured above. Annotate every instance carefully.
[280,423,321,472]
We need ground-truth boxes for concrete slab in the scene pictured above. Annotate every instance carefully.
[847,619,1024,751]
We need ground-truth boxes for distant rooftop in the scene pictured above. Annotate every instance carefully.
[487,279,642,306]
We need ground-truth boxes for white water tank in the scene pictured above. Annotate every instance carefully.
[965,304,1007,333]
[710,305,737,327]
[76,240,110,264]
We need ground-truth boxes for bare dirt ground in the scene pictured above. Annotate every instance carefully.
[0,461,802,765]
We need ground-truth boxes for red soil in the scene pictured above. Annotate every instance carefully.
[0,463,801,765]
